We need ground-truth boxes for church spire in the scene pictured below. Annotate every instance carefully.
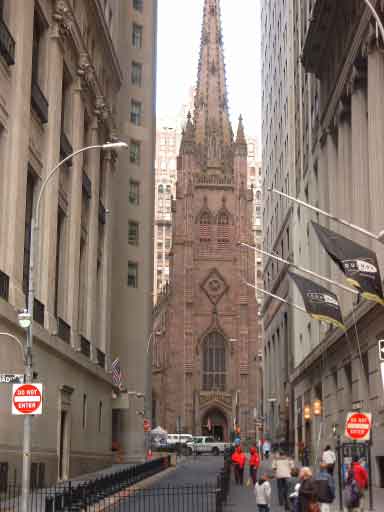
[193,0,233,172]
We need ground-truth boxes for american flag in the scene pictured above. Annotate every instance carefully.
[111,358,122,388]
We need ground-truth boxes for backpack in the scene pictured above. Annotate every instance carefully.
[315,477,334,503]
[343,480,360,508]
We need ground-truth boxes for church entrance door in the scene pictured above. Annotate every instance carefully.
[201,408,228,441]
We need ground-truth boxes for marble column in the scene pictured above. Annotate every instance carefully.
[351,61,370,242]
[3,0,34,309]
[39,24,64,330]
[66,78,84,348]
[325,126,338,284]
[317,132,331,281]
[98,150,114,362]
[337,95,352,222]
[368,47,384,270]
[85,117,100,346]
[337,97,353,313]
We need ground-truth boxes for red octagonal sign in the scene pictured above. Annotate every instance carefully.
[12,383,43,415]
[345,412,372,441]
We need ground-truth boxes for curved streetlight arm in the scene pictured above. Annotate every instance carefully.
[364,0,384,44]
[34,144,107,230]
[0,332,25,361]
[146,331,155,353]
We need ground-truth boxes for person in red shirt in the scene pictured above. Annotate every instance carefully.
[349,457,368,511]
[232,446,247,485]
[249,446,260,485]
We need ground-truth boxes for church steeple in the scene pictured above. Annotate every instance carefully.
[193,0,233,173]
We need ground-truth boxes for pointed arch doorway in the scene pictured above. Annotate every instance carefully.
[201,408,228,441]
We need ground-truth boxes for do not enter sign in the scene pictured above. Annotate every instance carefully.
[12,383,43,415]
[345,412,372,441]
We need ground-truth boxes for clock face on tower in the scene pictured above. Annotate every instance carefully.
[201,269,229,305]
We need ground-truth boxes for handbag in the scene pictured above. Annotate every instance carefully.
[308,502,321,512]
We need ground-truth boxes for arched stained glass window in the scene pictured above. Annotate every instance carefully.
[217,212,229,225]
[202,332,226,391]
[199,211,211,240]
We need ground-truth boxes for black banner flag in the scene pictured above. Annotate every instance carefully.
[311,222,384,305]
[288,271,345,330]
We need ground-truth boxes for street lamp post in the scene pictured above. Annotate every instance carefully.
[21,141,127,512]
[364,0,384,45]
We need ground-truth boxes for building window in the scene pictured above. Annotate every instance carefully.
[32,7,46,86]
[128,262,138,288]
[128,221,139,245]
[130,139,141,164]
[0,462,8,492]
[129,180,140,205]
[23,169,36,299]
[82,394,87,430]
[133,0,143,11]
[202,331,226,391]
[131,61,142,86]
[132,23,143,48]
[54,208,66,318]
[130,100,142,125]
[199,212,211,241]
[98,401,103,433]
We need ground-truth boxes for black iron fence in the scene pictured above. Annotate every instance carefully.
[0,457,230,512]
[0,457,170,511]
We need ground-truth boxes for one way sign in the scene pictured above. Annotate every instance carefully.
[379,340,384,361]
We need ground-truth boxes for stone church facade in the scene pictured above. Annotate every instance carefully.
[152,0,259,441]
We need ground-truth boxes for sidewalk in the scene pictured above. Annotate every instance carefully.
[226,474,384,511]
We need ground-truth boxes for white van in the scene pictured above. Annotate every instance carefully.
[166,433,193,446]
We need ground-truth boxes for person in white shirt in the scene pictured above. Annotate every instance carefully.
[254,473,272,512]
[272,451,294,510]
[322,445,336,476]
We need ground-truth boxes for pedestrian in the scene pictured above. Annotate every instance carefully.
[254,472,272,512]
[298,467,319,512]
[303,446,310,467]
[322,445,336,476]
[348,457,368,511]
[231,445,246,485]
[343,467,361,512]
[287,467,300,512]
[250,445,261,485]
[272,451,294,510]
[315,462,335,512]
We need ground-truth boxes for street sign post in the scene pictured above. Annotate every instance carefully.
[12,383,43,415]
[345,412,372,441]
[0,374,24,384]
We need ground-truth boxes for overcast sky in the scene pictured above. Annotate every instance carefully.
[156,0,261,151]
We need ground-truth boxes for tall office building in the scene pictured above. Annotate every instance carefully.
[153,123,180,301]
[0,0,157,484]
[292,0,384,483]
[111,0,157,462]
[0,0,120,484]
[261,0,296,448]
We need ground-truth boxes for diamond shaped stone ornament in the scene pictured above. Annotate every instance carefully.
[201,269,229,304]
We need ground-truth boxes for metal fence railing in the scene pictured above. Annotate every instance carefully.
[0,456,171,512]
[0,457,231,512]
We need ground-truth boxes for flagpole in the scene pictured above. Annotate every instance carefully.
[241,242,358,296]
[268,188,384,243]
[243,280,307,314]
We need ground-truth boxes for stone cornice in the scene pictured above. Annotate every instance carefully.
[321,7,372,132]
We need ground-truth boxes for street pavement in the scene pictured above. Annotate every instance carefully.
[106,455,224,511]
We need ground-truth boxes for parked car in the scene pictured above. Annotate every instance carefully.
[186,436,230,456]
[166,433,193,448]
